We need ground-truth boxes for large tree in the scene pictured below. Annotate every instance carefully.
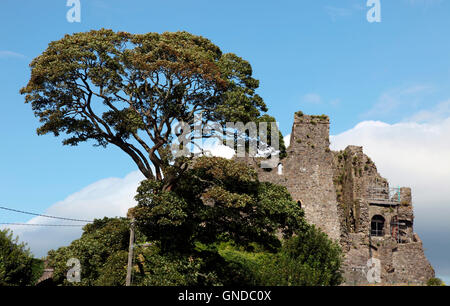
[21,29,269,189]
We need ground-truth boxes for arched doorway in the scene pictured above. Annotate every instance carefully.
[371,215,385,237]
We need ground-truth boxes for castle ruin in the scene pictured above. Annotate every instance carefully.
[243,112,435,285]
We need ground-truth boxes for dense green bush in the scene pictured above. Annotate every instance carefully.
[132,157,308,254]
[259,227,343,286]
[0,229,35,286]
[427,277,445,286]
[46,217,343,286]
[134,244,220,286]
[47,217,132,286]
[218,227,343,286]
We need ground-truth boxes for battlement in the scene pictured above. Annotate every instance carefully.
[294,111,330,123]
[289,112,331,154]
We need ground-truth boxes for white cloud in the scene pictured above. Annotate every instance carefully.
[407,99,450,123]
[1,171,145,258]
[301,93,322,104]
[324,6,353,21]
[363,85,433,118]
[299,93,341,107]
[283,134,291,148]
[324,1,366,21]
[330,98,341,107]
[0,50,26,59]
[405,0,443,6]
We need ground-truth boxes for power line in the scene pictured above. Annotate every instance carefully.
[0,223,86,227]
[0,206,93,223]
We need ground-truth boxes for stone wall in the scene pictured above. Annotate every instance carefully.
[248,113,340,241]
[332,144,434,284]
[242,112,435,285]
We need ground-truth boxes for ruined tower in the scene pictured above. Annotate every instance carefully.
[246,112,435,285]
[332,145,434,284]
[254,113,341,241]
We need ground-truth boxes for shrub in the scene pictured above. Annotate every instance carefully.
[47,217,133,286]
[271,226,343,286]
[0,229,34,286]
[218,227,343,286]
[427,277,445,286]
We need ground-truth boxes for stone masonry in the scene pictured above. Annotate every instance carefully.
[242,112,435,285]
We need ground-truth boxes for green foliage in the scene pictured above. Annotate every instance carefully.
[0,229,34,286]
[20,29,268,181]
[217,242,271,285]
[47,217,132,286]
[95,250,128,286]
[133,243,221,286]
[46,158,342,287]
[131,157,342,286]
[218,228,343,286]
[45,217,222,286]
[310,114,329,120]
[343,151,349,160]
[138,251,203,286]
[30,258,44,285]
[275,226,343,285]
[46,213,342,286]
[427,277,445,286]
[132,157,308,254]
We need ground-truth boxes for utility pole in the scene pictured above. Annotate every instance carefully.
[126,218,135,286]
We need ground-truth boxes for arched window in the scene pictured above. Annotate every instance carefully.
[297,200,302,209]
[371,215,385,237]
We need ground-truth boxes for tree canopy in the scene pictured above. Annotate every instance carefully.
[21,29,273,188]
[46,158,342,286]
[131,156,306,253]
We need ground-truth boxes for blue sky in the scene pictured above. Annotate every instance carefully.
[1,0,450,282]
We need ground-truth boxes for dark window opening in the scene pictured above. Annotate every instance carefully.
[371,215,385,237]
[297,200,302,209]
